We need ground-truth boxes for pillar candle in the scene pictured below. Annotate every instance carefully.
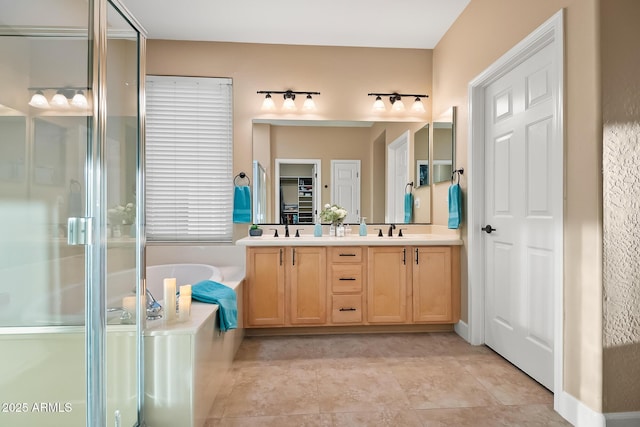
[178,284,192,322]
[163,278,177,323]
[122,295,136,316]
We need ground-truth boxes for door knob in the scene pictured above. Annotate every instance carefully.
[482,225,496,234]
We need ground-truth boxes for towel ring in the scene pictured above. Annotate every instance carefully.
[234,172,250,186]
[405,182,414,194]
[451,168,464,184]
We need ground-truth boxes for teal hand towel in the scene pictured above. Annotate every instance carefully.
[448,183,462,229]
[404,192,413,223]
[233,185,251,223]
[191,280,238,332]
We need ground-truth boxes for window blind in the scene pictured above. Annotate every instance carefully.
[145,76,233,242]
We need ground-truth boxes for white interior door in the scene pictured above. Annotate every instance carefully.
[386,131,409,223]
[483,41,557,390]
[331,160,360,223]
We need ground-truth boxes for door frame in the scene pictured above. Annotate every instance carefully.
[466,8,564,401]
[274,158,321,222]
[386,130,410,223]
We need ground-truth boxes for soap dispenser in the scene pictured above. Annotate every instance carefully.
[359,217,367,236]
[314,216,323,237]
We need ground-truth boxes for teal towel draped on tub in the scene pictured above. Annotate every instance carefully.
[233,185,251,223]
[448,183,462,229]
[191,280,238,332]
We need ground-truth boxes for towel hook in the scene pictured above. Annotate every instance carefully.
[405,182,414,194]
[451,168,464,185]
[234,172,251,186]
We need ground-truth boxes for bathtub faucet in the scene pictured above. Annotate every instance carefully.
[145,289,163,320]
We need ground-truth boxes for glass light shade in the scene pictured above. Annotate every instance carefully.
[372,96,386,112]
[71,90,88,108]
[302,95,316,112]
[29,90,50,108]
[391,99,405,112]
[282,96,297,112]
[50,91,70,108]
[410,97,426,113]
[261,94,276,111]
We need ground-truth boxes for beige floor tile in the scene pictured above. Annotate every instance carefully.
[390,356,499,409]
[316,365,411,413]
[206,413,332,427]
[415,404,571,426]
[460,356,552,405]
[221,365,319,417]
[328,409,424,427]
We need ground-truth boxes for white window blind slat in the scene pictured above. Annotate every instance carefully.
[145,76,233,242]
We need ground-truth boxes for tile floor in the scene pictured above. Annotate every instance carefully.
[206,332,571,426]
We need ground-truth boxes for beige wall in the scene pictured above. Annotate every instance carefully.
[601,0,640,413]
[146,41,432,239]
[433,0,606,413]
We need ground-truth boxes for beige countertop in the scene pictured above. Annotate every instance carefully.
[236,233,463,247]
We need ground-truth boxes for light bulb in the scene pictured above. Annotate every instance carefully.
[50,91,70,108]
[282,95,297,112]
[29,90,50,108]
[372,96,386,112]
[302,94,316,112]
[391,98,405,112]
[410,97,425,113]
[71,90,88,108]
[261,94,276,111]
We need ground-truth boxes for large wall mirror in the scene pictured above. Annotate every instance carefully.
[252,119,430,225]
[432,106,456,183]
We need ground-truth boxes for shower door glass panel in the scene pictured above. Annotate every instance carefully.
[105,3,140,426]
[0,2,91,426]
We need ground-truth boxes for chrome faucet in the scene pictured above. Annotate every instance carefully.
[145,289,163,320]
[388,224,396,237]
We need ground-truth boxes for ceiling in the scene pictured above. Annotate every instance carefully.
[119,0,470,49]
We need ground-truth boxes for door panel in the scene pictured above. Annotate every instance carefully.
[331,160,360,223]
[484,42,556,390]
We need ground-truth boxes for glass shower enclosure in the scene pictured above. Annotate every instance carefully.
[0,1,145,426]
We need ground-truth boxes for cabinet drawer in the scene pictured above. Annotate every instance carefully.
[330,247,363,263]
[331,295,363,324]
[330,265,363,292]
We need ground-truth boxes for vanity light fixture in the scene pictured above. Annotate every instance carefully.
[28,87,90,110]
[257,90,321,112]
[368,92,429,113]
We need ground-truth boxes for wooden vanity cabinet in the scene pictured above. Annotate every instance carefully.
[412,246,460,323]
[245,247,286,326]
[245,246,327,327]
[328,247,365,324]
[367,246,409,324]
[288,246,327,325]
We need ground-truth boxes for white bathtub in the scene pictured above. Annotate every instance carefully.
[145,263,223,299]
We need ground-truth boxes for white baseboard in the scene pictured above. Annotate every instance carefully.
[556,391,640,426]
[454,320,469,342]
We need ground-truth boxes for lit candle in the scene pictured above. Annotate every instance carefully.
[163,278,177,323]
[122,295,136,316]
[178,284,192,322]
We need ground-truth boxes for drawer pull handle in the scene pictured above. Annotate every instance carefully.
[339,278,356,281]
[339,307,357,311]
[339,253,356,257]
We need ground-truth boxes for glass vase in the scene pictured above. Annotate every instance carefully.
[336,224,345,237]
[329,224,336,237]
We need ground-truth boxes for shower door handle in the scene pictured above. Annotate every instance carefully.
[68,217,92,245]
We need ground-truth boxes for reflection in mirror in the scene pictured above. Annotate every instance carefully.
[414,124,429,188]
[252,160,267,224]
[252,120,430,225]
[432,106,456,183]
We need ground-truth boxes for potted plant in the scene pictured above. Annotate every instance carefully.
[249,224,263,236]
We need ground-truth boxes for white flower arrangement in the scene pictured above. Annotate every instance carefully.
[320,203,348,225]
[108,203,135,225]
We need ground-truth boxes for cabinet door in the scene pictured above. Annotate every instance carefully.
[289,247,327,325]
[412,246,457,323]
[367,247,408,323]
[246,247,285,326]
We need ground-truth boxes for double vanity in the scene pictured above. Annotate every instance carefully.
[237,230,462,334]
